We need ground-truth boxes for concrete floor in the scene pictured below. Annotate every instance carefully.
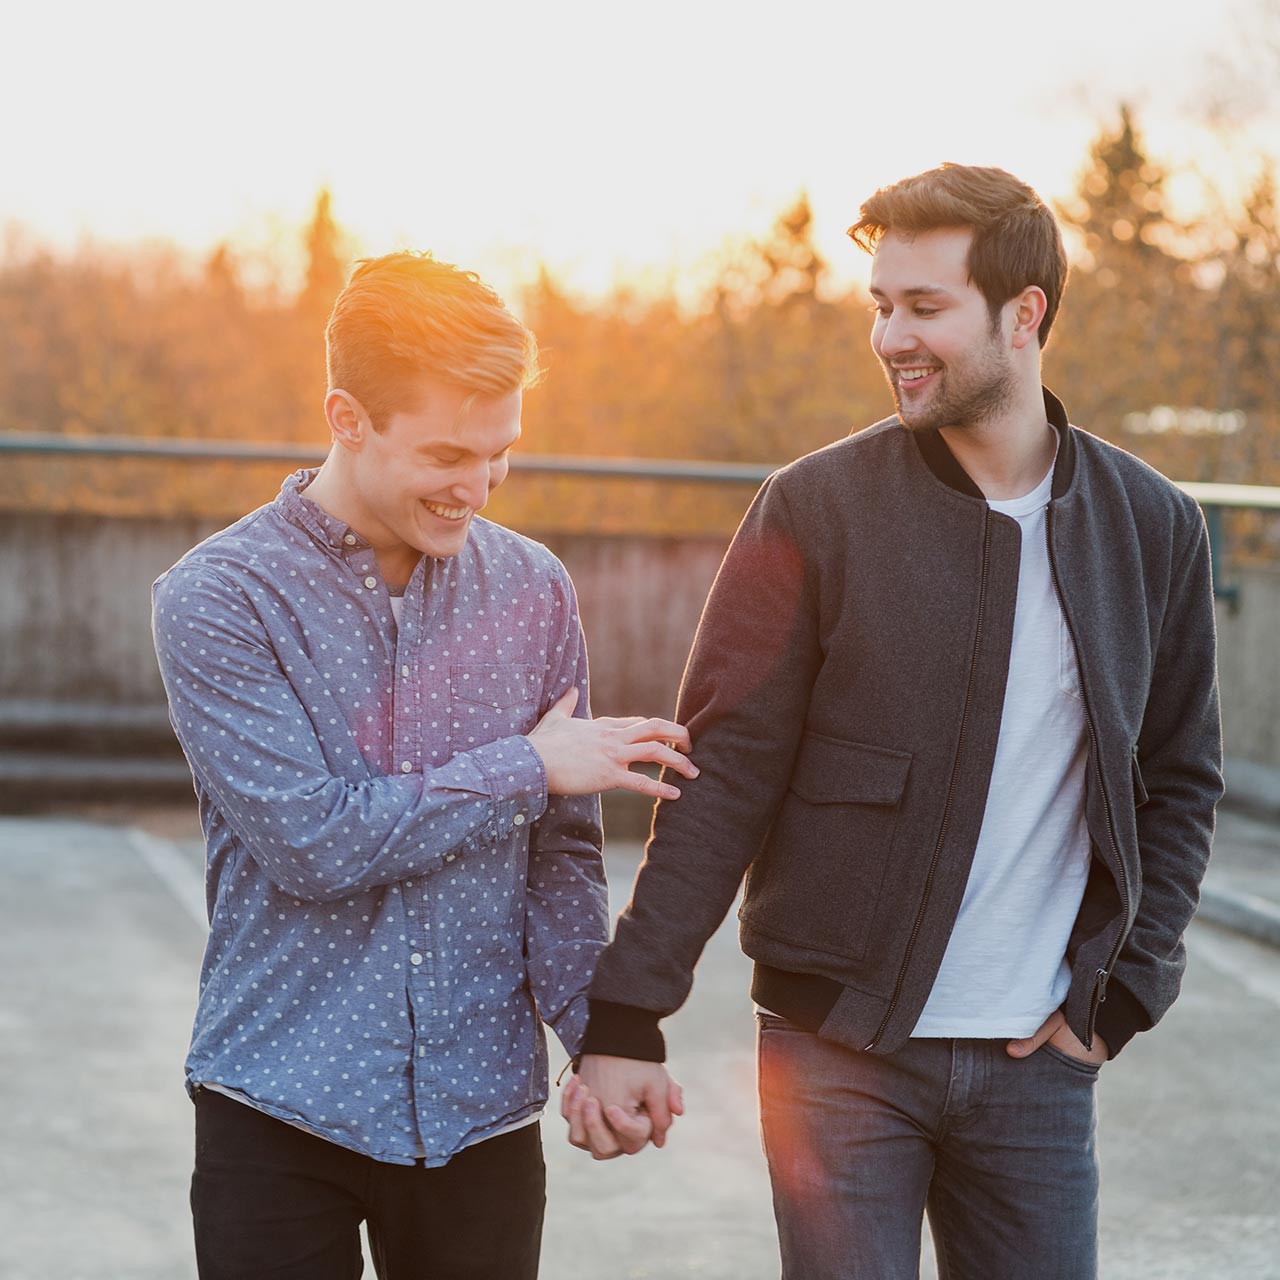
[1,808,1277,1279]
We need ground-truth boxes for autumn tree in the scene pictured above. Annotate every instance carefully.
[1213,168,1280,481]
[298,189,349,321]
[701,193,883,462]
[1210,167,1280,560]
[0,193,354,513]
[4,139,1276,530]
[1046,104,1211,460]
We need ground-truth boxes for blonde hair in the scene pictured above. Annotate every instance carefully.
[849,164,1068,347]
[326,251,541,429]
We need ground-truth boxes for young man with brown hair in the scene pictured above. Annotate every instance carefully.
[152,251,693,1279]
[565,166,1222,1279]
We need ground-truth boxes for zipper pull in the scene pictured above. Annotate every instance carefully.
[1095,968,1109,1004]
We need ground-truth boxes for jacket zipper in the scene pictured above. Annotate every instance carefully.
[865,509,992,1051]
[1045,503,1132,1048]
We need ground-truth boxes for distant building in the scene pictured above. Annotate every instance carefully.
[1123,407,1246,436]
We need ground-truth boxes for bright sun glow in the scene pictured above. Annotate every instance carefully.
[4,0,1275,301]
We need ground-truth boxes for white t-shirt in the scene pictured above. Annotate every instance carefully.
[911,456,1091,1038]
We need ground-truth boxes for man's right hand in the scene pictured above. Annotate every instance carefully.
[562,1055,683,1159]
[526,687,697,800]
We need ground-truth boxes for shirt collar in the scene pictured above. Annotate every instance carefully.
[273,468,371,552]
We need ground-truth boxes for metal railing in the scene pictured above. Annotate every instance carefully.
[0,431,775,484]
[4,431,1279,604]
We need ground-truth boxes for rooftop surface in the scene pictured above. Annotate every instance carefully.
[2,807,1277,1279]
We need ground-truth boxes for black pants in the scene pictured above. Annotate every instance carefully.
[191,1087,545,1280]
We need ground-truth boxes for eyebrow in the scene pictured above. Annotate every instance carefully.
[416,437,518,458]
[868,284,958,300]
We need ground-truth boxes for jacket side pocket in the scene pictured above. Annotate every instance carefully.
[742,731,912,962]
[1131,747,1150,809]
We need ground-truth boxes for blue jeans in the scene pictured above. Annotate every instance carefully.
[756,1014,1100,1280]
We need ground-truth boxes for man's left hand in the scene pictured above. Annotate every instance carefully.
[1006,1008,1109,1066]
[561,1056,683,1160]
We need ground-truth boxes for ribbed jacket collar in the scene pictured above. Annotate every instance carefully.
[911,386,1075,500]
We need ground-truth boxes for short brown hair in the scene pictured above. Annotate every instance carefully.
[848,164,1068,347]
[326,251,540,429]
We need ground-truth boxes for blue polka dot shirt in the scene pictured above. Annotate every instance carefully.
[151,469,608,1166]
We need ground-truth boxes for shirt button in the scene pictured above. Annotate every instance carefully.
[364,576,378,589]
[410,952,424,966]
[401,665,410,678]
[400,761,413,773]
[343,533,357,546]
[513,813,525,826]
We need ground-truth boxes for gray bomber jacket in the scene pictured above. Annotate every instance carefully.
[583,389,1223,1061]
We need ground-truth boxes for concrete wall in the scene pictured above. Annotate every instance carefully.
[0,513,224,704]
[540,532,726,721]
[2,511,1278,771]
[1215,563,1280,770]
[0,512,724,719]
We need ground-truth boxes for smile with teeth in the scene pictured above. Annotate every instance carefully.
[422,500,472,522]
[896,366,941,384]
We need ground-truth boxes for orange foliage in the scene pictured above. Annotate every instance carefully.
[2,134,1278,549]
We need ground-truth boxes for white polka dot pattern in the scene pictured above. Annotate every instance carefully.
[151,469,608,1167]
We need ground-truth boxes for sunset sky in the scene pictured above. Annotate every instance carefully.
[5,0,1276,300]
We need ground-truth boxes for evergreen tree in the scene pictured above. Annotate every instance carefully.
[1047,106,1209,453]
[702,194,880,461]
[759,193,828,308]
[298,189,348,319]
[1213,168,1280,500]
[1062,104,1176,268]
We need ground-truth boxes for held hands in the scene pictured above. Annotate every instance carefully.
[561,1055,684,1160]
[1006,1008,1109,1066]
[527,687,697,801]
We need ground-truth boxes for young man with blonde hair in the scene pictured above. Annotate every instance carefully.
[566,166,1222,1279]
[153,252,694,1279]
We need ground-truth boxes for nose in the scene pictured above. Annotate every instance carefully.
[450,458,493,511]
[875,309,918,360]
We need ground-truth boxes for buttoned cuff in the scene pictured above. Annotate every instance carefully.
[468,735,548,835]
[546,993,591,1060]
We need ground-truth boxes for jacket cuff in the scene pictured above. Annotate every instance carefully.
[579,999,666,1062]
[1093,978,1151,1058]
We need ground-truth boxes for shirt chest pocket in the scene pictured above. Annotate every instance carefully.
[449,663,541,752]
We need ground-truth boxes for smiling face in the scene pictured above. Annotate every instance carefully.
[335,378,522,576]
[869,226,1018,432]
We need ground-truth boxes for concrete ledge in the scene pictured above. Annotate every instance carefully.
[1199,882,1280,949]
[0,752,194,812]
[1223,757,1280,824]
[0,700,179,755]
[0,699,173,730]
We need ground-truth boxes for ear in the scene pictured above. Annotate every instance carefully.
[1009,287,1048,351]
[325,390,370,451]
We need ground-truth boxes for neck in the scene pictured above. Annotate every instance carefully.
[938,380,1056,501]
[302,452,421,586]
[300,451,346,520]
